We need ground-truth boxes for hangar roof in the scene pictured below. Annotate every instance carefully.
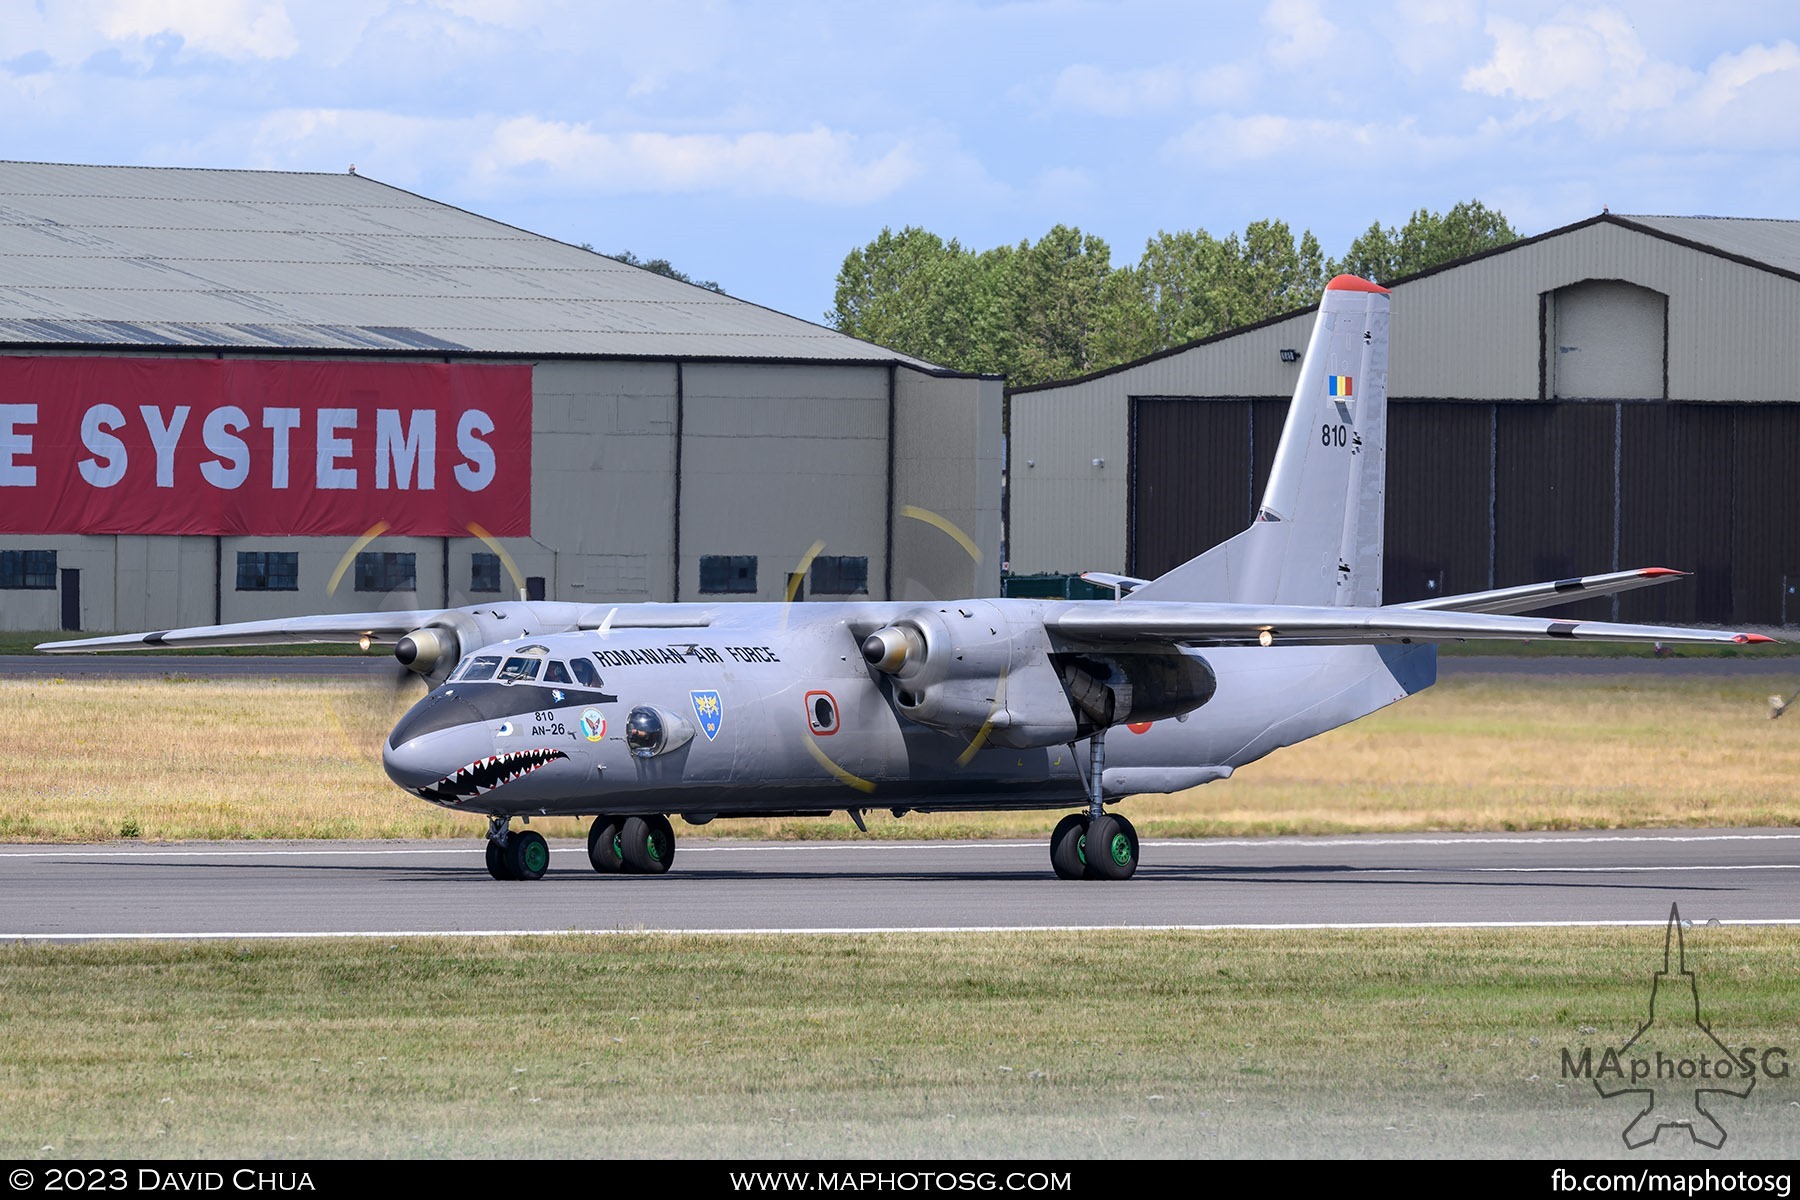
[0,159,939,367]
[1615,214,1800,278]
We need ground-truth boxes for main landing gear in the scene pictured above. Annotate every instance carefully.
[485,814,678,880]
[587,815,676,875]
[1048,727,1140,881]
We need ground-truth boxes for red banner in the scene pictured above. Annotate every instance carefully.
[0,358,531,536]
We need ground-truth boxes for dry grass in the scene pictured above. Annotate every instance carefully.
[1,927,1795,1159]
[1,674,1796,842]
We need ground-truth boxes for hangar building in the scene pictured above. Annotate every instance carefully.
[1008,213,1800,626]
[0,160,1002,635]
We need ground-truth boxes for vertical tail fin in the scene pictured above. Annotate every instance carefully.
[1130,275,1390,606]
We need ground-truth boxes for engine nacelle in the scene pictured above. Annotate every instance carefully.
[395,602,580,686]
[862,605,1018,738]
[1052,649,1217,729]
[395,627,457,676]
[860,602,1216,748]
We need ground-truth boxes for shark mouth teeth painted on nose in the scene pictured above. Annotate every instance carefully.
[415,749,568,803]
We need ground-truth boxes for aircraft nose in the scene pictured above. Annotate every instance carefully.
[383,693,493,793]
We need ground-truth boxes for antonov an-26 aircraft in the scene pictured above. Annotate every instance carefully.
[40,275,1774,882]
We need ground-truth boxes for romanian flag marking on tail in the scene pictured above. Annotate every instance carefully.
[1327,375,1353,397]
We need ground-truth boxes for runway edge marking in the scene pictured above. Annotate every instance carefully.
[7,919,1800,943]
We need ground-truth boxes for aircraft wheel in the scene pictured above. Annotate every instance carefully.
[1086,814,1138,881]
[505,829,551,881]
[588,818,625,873]
[620,815,675,874]
[1049,813,1091,881]
[485,838,517,881]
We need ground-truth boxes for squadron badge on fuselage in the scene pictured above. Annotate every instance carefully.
[690,690,723,740]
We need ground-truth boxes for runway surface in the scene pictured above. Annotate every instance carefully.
[2,829,1795,940]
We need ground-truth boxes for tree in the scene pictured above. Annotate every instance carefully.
[1008,225,1118,385]
[825,200,1517,386]
[586,246,725,293]
[829,226,987,369]
[1328,200,1518,284]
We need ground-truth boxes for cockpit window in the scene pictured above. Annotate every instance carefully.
[456,655,502,682]
[570,658,603,688]
[544,660,573,685]
[498,656,542,683]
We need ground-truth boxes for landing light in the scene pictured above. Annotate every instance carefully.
[1258,630,1273,648]
[358,635,371,653]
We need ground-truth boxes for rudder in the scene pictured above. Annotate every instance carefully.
[1130,275,1390,606]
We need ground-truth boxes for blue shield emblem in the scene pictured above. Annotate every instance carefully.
[690,690,724,741]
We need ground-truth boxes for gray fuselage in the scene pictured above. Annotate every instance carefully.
[380,600,1436,821]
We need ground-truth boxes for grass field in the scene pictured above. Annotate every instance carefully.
[1,672,1795,842]
[1,927,1794,1159]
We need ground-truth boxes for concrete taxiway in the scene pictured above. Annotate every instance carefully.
[1,829,1794,940]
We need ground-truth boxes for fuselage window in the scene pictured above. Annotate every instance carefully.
[456,655,502,682]
[544,660,573,685]
[570,658,603,688]
[498,656,542,683]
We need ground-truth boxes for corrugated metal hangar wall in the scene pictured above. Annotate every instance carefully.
[1009,215,1800,626]
[0,162,1003,634]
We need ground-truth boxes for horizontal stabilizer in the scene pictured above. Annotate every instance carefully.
[1080,571,1149,597]
[1051,600,1774,648]
[1393,568,1689,616]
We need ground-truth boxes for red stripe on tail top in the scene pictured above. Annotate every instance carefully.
[1325,275,1390,294]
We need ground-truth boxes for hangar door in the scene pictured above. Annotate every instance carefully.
[1129,397,1287,579]
[1547,280,1666,400]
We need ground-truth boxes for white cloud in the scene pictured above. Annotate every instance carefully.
[1262,0,1339,68]
[1691,39,1800,117]
[1464,9,1800,150]
[96,0,300,60]
[1049,64,1187,116]
[1388,0,1481,76]
[472,117,922,205]
[1045,61,1257,116]
[1463,8,1694,130]
[1164,111,1470,169]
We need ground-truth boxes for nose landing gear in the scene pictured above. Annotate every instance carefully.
[485,817,550,881]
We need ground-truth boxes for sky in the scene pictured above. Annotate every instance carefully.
[4,1,1800,321]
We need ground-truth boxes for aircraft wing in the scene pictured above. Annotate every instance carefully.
[34,611,447,652]
[1050,600,1774,648]
[1391,568,1689,616]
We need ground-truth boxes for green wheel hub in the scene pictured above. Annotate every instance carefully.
[521,838,549,874]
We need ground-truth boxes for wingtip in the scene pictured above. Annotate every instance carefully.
[1326,274,1390,294]
[1735,633,1778,644]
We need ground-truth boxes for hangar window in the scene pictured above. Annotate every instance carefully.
[811,555,869,595]
[355,551,416,593]
[700,554,757,594]
[470,552,501,594]
[0,549,55,589]
[236,551,298,591]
